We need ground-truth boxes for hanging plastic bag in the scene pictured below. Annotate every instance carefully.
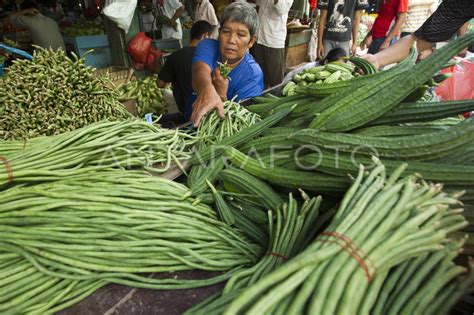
[307,28,317,62]
[103,0,137,33]
[145,47,164,73]
[127,32,153,64]
[435,58,474,117]
[436,58,474,101]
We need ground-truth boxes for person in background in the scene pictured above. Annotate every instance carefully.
[400,0,437,38]
[456,21,470,58]
[360,0,408,54]
[189,2,264,126]
[363,0,474,68]
[157,21,214,122]
[317,0,367,59]
[309,0,318,18]
[321,46,347,64]
[252,0,293,89]
[6,0,65,51]
[157,0,185,40]
[42,0,65,22]
[194,0,219,38]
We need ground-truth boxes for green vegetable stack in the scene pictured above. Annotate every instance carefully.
[282,61,357,96]
[118,77,168,116]
[0,47,129,140]
[0,170,262,313]
[62,24,105,37]
[196,100,261,147]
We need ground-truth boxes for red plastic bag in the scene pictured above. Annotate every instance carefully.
[436,58,474,101]
[127,32,152,64]
[145,47,164,73]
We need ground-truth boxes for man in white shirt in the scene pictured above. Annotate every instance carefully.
[252,0,293,88]
[401,0,438,37]
[158,0,185,40]
[194,0,219,38]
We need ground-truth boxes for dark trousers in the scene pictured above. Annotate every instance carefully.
[251,43,285,89]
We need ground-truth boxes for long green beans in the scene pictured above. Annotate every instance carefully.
[0,170,262,313]
[0,120,198,188]
[0,47,130,140]
[196,100,260,148]
[185,192,330,314]
[221,159,471,314]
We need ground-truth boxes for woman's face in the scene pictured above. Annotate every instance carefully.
[218,20,256,65]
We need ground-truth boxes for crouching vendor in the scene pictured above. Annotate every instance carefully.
[187,2,264,127]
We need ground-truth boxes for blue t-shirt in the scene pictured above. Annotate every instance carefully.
[185,39,264,120]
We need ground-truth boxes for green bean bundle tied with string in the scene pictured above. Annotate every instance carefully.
[0,170,262,313]
[222,159,472,314]
[0,47,130,140]
[0,119,198,189]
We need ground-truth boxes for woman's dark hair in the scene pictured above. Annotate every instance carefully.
[190,20,214,40]
[322,47,347,64]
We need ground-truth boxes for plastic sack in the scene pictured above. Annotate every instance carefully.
[127,32,153,64]
[307,29,317,62]
[103,0,137,33]
[435,58,474,101]
[145,47,164,73]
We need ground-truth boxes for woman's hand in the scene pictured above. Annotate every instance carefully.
[212,68,229,101]
[361,54,380,70]
[317,42,325,60]
[190,85,225,127]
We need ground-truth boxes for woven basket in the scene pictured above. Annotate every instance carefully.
[95,66,135,86]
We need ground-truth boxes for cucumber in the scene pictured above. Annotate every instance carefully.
[220,167,283,210]
[291,118,474,161]
[352,125,448,137]
[349,56,378,75]
[230,198,269,225]
[322,33,474,132]
[324,71,342,84]
[368,99,474,126]
[301,152,474,186]
[207,180,235,226]
[223,147,350,192]
[309,49,416,130]
[189,158,226,196]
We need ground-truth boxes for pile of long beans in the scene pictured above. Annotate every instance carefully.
[0,120,198,188]
[186,192,333,314]
[0,170,262,313]
[196,100,261,148]
[0,47,129,140]
[221,160,472,314]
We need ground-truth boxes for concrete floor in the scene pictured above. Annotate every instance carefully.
[59,271,224,315]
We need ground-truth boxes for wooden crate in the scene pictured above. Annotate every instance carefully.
[95,66,135,86]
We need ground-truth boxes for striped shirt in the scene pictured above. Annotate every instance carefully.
[402,0,438,33]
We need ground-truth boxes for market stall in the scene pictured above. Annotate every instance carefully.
[1,1,474,314]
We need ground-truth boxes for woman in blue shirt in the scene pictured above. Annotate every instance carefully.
[188,2,264,126]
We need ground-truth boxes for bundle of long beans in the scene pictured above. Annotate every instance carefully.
[0,47,130,140]
[0,120,197,188]
[0,171,262,313]
[186,192,334,314]
[196,100,260,148]
[222,160,472,314]
[187,101,261,196]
